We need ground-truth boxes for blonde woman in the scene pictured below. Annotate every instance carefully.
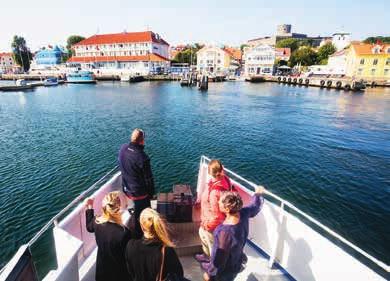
[85,191,132,281]
[125,208,184,281]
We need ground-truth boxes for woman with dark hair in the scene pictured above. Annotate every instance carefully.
[202,186,265,281]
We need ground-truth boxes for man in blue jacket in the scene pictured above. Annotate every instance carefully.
[118,128,155,238]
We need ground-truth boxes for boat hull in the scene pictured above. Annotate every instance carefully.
[66,80,97,84]
[0,85,33,91]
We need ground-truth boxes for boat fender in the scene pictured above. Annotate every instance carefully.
[371,81,376,88]
[305,79,310,85]
[326,80,332,87]
[287,77,292,83]
[344,84,351,91]
[293,78,297,83]
[298,78,303,84]
[278,76,282,82]
[283,77,287,82]
[320,80,325,87]
[336,81,342,88]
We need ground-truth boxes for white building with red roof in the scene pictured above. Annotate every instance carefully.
[68,31,170,75]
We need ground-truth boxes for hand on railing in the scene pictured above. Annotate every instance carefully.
[85,198,94,209]
[254,185,266,195]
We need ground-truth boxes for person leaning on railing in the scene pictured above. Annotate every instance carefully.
[196,159,236,264]
[202,186,265,281]
[85,192,132,281]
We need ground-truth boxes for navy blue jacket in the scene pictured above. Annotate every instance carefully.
[118,143,155,198]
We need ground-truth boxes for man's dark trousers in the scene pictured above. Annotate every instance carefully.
[133,197,151,239]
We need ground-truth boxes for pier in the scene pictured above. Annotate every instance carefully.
[247,75,370,91]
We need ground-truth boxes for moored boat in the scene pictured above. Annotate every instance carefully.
[0,79,33,91]
[0,156,388,280]
[44,77,59,86]
[66,71,96,84]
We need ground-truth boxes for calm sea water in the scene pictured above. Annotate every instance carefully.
[0,81,389,274]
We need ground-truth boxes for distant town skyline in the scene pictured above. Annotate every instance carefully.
[0,0,389,51]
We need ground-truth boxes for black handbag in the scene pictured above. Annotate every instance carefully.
[157,246,191,281]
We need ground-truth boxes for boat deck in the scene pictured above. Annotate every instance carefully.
[180,243,291,281]
[171,221,291,281]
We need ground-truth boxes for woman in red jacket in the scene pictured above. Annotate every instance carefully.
[196,159,235,263]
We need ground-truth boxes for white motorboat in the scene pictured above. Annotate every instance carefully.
[44,77,59,87]
[0,156,388,281]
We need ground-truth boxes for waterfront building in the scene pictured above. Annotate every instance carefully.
[30,46,67,70]
[307,50,347,76]
[345,41,390,81]
[68,31,170,75]
[34,46,66,65]
[0,52,16,73]
[275,48,291,62]
[243,44,276,76]
[331,32,351,51]
[196,46,238,75]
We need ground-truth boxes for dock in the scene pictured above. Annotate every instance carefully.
[248,75,367,91]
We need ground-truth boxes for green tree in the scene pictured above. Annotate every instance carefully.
[363,36,390,44]
[317,42,336,64]
[173,48,197,64]
[289,46,318,67]
[66,35,85,57]
[11,35,32,72]
[240,44,249,52]
[276,38,301,52]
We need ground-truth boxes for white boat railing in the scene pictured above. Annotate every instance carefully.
[28,165,119,246]
[200,155,390,277]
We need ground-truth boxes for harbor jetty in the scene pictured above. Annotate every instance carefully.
[273,76,366,91]
[248,75,368,91]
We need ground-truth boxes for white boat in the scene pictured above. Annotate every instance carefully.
[15,79,28,86]
[44,77,59,86]
[0,156,388,281]
[120,74,130,82]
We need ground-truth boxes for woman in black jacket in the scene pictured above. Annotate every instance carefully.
[85,191,132,281]
[125,208,184,281]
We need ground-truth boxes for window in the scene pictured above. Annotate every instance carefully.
[359,58,365,65]
[357,68,363,75]
[386,58,390,65]
[385,69,389,76]
[371,69,376,76]
[373,59,378,65]
[217,59,221,64]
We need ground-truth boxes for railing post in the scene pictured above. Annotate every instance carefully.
[268,202,286,268]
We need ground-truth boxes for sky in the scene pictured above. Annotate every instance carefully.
[0,0,389,51]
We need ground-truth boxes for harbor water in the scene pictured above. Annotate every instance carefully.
[0,81,389,274]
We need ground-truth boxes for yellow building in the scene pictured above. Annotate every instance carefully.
[346,42,390,81]
[196,46,233,75]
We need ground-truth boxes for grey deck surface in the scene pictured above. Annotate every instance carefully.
[179,244,290,281]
